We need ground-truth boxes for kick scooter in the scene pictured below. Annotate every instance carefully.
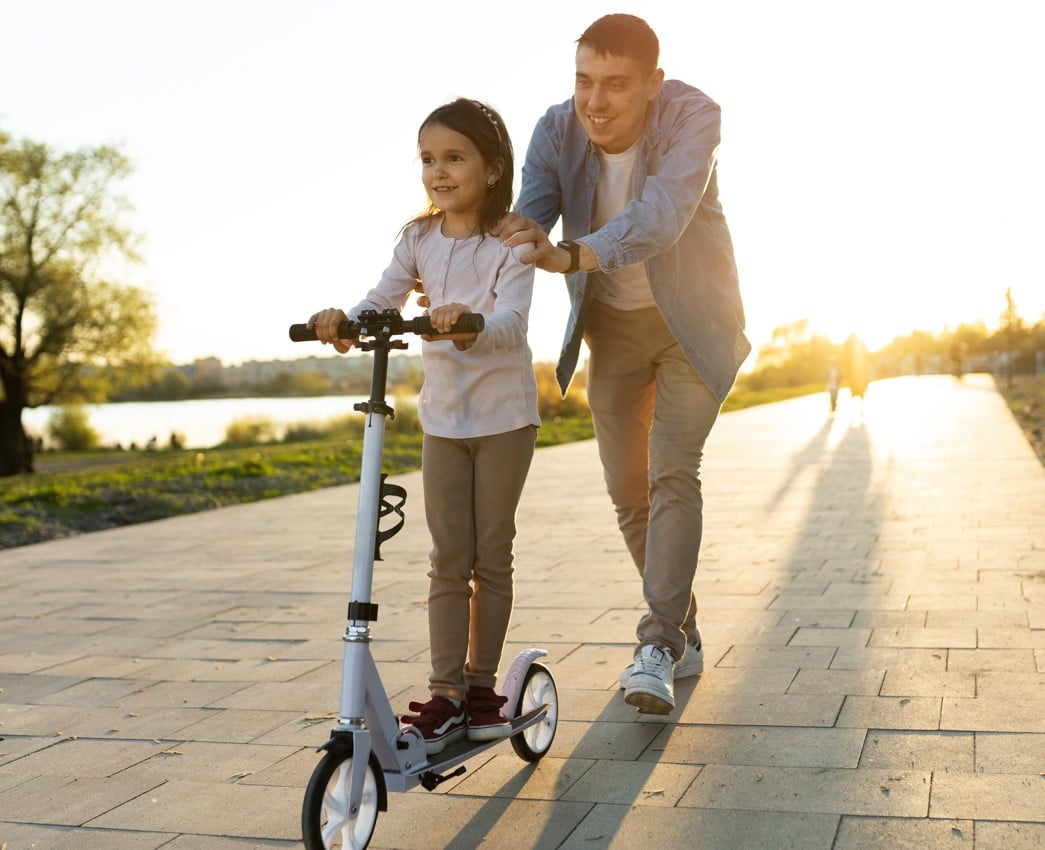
[289,309,559,850]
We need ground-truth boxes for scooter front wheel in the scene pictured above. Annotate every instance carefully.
[511,661,558,762]
[302,744,381,850]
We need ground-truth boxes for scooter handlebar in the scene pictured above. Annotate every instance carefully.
[289,312,485,342]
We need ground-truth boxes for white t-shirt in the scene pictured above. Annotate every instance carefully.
[591,140,656,310]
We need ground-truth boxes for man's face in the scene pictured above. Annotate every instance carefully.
[573,44,663,154]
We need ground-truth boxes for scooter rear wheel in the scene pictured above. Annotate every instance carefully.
[511,661,558,762]
[302,744,381,850]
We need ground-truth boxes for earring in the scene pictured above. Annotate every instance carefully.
[487,178,497,188]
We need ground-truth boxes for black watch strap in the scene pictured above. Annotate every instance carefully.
[557,240,581,275]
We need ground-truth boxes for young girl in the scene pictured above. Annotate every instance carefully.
[308,99,539,754]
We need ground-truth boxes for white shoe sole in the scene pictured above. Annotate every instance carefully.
[624,684,674,715]
[619,643,704,689]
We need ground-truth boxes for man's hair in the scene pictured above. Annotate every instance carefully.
[577,14,660,75]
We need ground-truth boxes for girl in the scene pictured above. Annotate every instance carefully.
[308,99,539,754]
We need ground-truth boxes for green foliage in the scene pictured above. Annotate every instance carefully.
[268,369,335,396]
[722,383,823,413]
[386,395,422,434]
[222,416,279,446]
[535,361,590,418]
[46,406,100,451]
[742,321,840,392]
[0,413,599,548]
[109,364,193,402]
[0,131,159,475]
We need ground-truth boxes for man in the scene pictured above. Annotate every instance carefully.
[495,13,749,714]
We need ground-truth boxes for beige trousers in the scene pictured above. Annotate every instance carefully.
[422,426,536,700]
[585,300,721,660]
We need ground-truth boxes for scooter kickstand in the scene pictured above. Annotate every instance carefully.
[419,765,467,791]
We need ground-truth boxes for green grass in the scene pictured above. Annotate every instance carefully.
[2,383,831,550]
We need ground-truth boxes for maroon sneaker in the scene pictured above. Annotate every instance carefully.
[400,695,466,754]
[466,687,512,742]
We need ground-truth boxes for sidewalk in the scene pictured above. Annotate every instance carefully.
[1,373,1043,849]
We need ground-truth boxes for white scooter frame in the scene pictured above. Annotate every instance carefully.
[290,309,558,849]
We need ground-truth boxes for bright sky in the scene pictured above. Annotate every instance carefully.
[3,0,1042,370]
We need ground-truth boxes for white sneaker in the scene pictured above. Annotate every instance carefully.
[619,640,703,689]
[624,644,675,714]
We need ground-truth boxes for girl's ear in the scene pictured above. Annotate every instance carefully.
[488,158,505,185]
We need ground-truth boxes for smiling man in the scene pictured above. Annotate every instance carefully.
[495,13,750,715]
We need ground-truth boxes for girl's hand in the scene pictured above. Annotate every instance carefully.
[424,302,478,349]
[307,307,354,354]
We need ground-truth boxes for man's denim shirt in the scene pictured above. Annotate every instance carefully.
[515,79,750,403]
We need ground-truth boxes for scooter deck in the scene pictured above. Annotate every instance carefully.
[404,704,550,777]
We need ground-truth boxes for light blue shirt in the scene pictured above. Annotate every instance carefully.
[515,79,750,403]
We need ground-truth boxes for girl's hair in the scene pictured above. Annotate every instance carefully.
[406,98,514,237]
[577,14,660,76]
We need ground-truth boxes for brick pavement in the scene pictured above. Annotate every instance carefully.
[1,373,1043,849]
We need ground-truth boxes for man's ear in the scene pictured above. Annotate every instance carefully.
[648,67,665,101]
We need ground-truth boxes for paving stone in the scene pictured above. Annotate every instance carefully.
[930,772,1045,821]
[974,821,1045,850]
[675,691,843,727]
[113,741,300,784]
[869,627,976,648]
[87,778,302,838]
[543,719,661,761]
[0,823,175,849]
[975,671,1045,699]
[2,737,169,777]
[558,806,839,850]
[837,695,941,730]
[859,730,974,772]
[0,774,164,826]
[834,816,972,848]
[787,669,885,696]
[643,724,866,768]
[975,732,1045,773]
[947,648,1038,673]
[370,793,593,850]
[880,669,975,698]
[679,764,931,816]
[554,758,698,805]
[941,697,1045,733]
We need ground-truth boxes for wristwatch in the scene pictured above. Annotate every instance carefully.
[556,240,582,275]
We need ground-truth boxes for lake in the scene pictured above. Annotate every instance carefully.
[22,395,377,450]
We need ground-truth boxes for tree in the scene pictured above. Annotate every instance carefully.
[0,130,158,475]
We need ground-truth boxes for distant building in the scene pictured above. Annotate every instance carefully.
[192,357,225,386]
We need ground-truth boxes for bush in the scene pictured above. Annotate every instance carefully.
[47,406,100,451]
[535,362,589,419]
[222,416,278,446]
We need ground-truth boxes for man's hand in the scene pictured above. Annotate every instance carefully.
[493,213,566,273]
[307,308,354,354]
[493,213,595,274]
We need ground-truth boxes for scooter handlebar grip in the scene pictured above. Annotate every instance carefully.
[407,314,485,335]
[289,313,484,342]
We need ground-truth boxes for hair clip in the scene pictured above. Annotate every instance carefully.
[473,101,504,148]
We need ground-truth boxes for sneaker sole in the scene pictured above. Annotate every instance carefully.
[423,725,467,755]
[624,687,674,715]
[467,724,513,742]
[618,652,704,689]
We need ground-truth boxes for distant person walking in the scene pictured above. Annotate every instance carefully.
[842,334,871,400]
